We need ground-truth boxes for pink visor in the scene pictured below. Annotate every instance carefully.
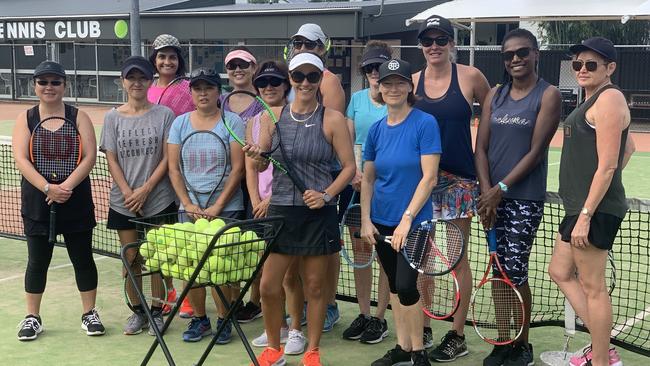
[225,50,257,65]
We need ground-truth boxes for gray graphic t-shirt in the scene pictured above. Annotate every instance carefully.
[100,104,177,217]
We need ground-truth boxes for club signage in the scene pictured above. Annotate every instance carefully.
[0,20,103,40]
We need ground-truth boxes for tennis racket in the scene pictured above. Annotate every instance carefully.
[157,76,194,113]
[470,228,525,345]
[340,191,375,268]
[417,269,460,320]
[123,254,169,312]
[221,90,306,193]
[179,130,229,210]
[29,116,82,243]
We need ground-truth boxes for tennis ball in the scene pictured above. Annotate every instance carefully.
[196,268,211,284]
[231,253,246,269]
[114,20,128,39]
[139,241,156,258]
[161,224,175,238]
[181,222,195,231]
[217,227,241,245]
[245,251,260,266]
[211,271,228,285]
[177,249,190,267]
[169,264,181,278]
[182,267,193,281]
[160,262,172,277]
[220,257,235,273]
[206,255,225,272]
[157,248,177,264]
[209,218,226,230]
[146,257,161,271]
[228,269,243,283]
[241,267,255,281]
[195,218,210,232]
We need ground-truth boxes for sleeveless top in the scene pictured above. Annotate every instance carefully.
[414,63,475,179]
[559,84,628,218]
[488,78,552,202]
[270,105,336,206]
[220,92,265,123]
[21,104,96,232]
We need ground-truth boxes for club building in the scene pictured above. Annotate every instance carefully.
[0,0,524,104]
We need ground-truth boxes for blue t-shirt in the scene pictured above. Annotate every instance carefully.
[167,111,245,212]
[346,88,387,151]
[363,108,442,227]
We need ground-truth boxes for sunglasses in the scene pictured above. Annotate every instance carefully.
[35,80,63,86]
[572,60,607,72]
[501,47,532,62]
[419,36,450,48]
[191,68,218,78]
[254,77,284,89]
[361,63,382,74]
[225,60,251,71]
[292,39,320,50]
[290,71,322,84]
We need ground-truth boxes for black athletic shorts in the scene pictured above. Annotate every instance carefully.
[559,212,623,250]
[107,202,178,230]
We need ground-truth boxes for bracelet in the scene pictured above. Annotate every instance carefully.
[498,181,508,193]
[403,210,414,220]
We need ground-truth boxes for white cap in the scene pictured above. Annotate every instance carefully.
[293,23,327,44]
[289,53,324,72]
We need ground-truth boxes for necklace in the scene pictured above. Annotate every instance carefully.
[289,102,319,123]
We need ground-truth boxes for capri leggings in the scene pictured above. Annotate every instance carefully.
[25,230,98,294]
[373,223,420,306]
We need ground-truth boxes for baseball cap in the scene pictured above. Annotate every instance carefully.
[33,61,66,79]
[292,23,327,44]
[190,68,222,87]
[255,63,287,81]
[289,53,324,72]
[361,48,391,67]
[378,59,412,83]
[569,37,617,62]
[417,15,454,39]
[152,34,181,51]
[121,56,154,79]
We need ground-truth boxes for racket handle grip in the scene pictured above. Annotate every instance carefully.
[486,228,497,252]
[48,204,56,244]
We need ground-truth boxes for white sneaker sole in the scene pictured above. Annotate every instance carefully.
[17,327,43,341]
[360,330,389,344]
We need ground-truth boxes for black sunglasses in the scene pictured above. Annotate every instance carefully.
[501,47,532,62]
[35,79,63,86]
[191,68,218,77]
[572,60,606,72]
[292,39,320,50]
[361,63,382,74]
[290,71,322,84]
[254,77,284,89]
[225,60,251,71]
[419,36,450,48]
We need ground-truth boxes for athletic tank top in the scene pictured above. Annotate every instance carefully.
[270,104,336,206]
[559,84,628,218]
[414,63,475,179]
[488,78,552,201]
[21,104,96,227]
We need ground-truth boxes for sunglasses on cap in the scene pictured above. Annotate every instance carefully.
[290,71,322,84]
[501,47,532,62]
[254,77,284,89]
[571,60,607,72]
[225,60,251,71]
[292,39,320,51]
[361,63,382,74]
[419,36,450,48]
[35,79,63,86]
[191,68,219,77]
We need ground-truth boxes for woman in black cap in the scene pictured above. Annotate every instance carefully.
[100,56,177,336]
[341,41,391,345]
[360,59,441,366]
[13,60,104,340]
[549,37,634,366]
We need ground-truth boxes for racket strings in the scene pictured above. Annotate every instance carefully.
[180,132,228,194]
[404,222,464,275]
[341,205,374,267]
[418,272,459,319]
[472,278,524,343]
[32,123,80,182]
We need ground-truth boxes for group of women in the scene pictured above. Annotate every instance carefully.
[13,15,633,366]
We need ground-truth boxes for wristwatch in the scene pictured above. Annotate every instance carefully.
[403,210,414,220]
[43,183,50,195]
[322,191,332,203]
[581,207,592,218]
[498,181,508,193]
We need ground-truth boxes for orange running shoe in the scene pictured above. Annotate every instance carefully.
[162,288,176,316]
[302,348,322,366]
[179,297,194,318]
[251,347,286,366]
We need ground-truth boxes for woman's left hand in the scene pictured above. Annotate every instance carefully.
[391,216,411,252]
[303,190,325,210]
[124,185,150,215]
[477,185,502,229]
[571,215,591,249]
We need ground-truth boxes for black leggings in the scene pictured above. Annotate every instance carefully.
[374,223,420,306]
[25,230,98,294]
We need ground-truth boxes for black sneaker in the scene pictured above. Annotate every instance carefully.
[371,344,413,366]
[483,344,512,366]
[81,308,105,336]
[428,330,468,362]
[504,343,534,366]
[412,349,431,366]
[17,315,43,341]
[360,317,389,344]
[342,314,370,340]
[423,327,434,349]
[236,301,262,323]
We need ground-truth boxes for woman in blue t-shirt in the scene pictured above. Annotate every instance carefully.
[360,59,441,366]
[342,41,392,344]
[474,29,561,365]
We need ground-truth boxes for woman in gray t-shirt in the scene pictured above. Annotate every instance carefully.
[99,56,177,335]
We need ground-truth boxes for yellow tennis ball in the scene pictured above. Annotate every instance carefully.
[211,271,228,285]
[195,218,210,232]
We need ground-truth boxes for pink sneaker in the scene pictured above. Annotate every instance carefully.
[569,346,622,366]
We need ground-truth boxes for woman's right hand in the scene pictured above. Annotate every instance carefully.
[360,221,379,246]
[242,143,269,171]
[45,184,73,205]
[184,203,205,221]
[252,197,270,219]
[351,169,363,192]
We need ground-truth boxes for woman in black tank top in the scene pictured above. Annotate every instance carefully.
[549,37,634,366]
[12,61,103,340]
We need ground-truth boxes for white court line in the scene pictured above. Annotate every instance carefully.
[611,304,650,337]
[0,256,110,283]
[549,161,560,166]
